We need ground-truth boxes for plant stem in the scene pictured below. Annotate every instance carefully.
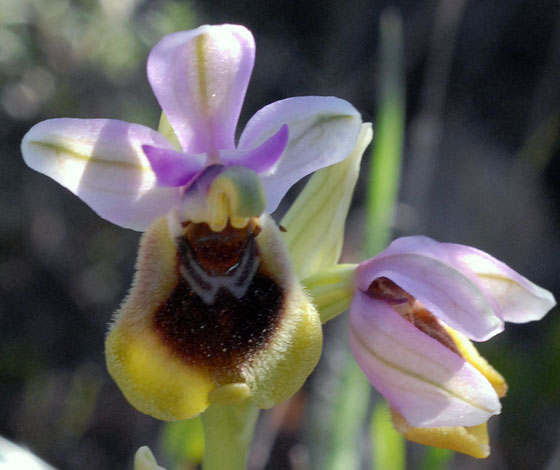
[201,402,259,470]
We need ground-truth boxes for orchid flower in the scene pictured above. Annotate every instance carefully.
[276,118,553,458]
[20,20,556,466]
[21,24,364,421]
[347,236,556,457]
[303,232,554,457]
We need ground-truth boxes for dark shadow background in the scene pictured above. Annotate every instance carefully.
[1,0,559,469]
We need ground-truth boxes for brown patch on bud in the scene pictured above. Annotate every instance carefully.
[153,221,284,382]
[367,277,461,355]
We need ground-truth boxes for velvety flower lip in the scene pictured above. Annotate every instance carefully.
[349,235,556,428]
[21,24,362,231]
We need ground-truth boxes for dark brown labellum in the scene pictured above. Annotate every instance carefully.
[153,221,285,380]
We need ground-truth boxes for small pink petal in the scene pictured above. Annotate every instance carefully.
[220,125,288,173]
[21,118,181,231]
[349,291,501,427]
[444,244,556,323]
[356,236,504,341]
[147,24,255,153]
[238,96,362,212]
[143,145,206,187]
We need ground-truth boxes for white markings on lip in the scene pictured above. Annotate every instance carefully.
[180,237,260,305]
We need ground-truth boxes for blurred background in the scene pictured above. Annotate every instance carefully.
[1,0,559,469]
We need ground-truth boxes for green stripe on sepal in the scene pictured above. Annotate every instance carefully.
[281,124,372,280]
[157,112,181,150]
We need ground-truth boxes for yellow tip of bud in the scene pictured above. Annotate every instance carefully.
[445,327,508,398]
[392,412,490,459]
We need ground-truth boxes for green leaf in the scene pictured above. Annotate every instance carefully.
[365,8,405,257]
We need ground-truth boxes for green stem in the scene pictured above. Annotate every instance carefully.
[365,8,405,256]
[201,402,259,470]
[324,358,371,470]
[302,264,357,323]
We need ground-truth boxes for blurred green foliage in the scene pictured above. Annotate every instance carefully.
[0,0,196,122]
[160,418,204,470]
[371,403,406,470]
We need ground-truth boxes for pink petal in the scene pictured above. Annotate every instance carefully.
[147,24,255,154]
[356,236,504,341]
[444,244,556,323]
[238,96,362,212]
[21,118,181,231]
[220,124,288,173]
[349,291,501,427]
[142,145,206,187]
